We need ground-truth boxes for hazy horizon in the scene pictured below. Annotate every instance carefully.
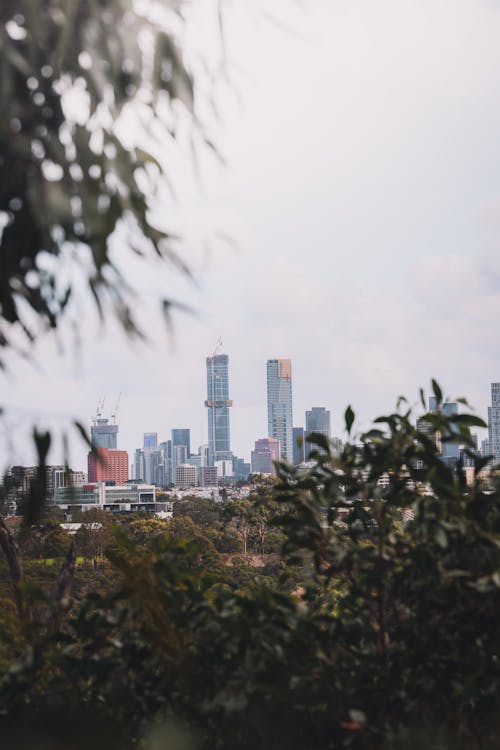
[2,0,499,471]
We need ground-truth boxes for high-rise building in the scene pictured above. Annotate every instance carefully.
[205,353,233,465]
[143,433,158,449]
[292,427,305,465]
[199,444,209,467]
[305,407,331,458]
[172,429,191,459]
[251,437,280,475]
[134,448,144,481]
[267,359,293,463]
[428,397,459,466]
[160,440,173,485]
[488,383,500,462]
[88,448,128,484]
[91,418,118,449]
[144,449,163,485]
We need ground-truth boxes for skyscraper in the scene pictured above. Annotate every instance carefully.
[251,438,280,475]
[488,382,500,461]
[91,417,118,449]
[205,353,233,465]
[305,407,331,458]
[292,426,305,465]
[428,397,459,466]
[143,433,158,449]
[171,429,191,458]
[267,359,293,462]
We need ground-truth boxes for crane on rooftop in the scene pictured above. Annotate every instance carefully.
[111,392,122,424]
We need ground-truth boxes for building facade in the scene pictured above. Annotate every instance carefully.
[91,418,118,450]
[205,353,233,465]
[199,466,218,487]
[488,382,500,462]
[175,464,198,488]
[267,359,294,463]
[428,397,459,466]
[251,437,280,475]
[292,427,305,465]
[143,432,158,449]
[305,407,331,458]
[88,448,129,484]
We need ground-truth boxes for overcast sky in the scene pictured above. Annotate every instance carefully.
[3,0,500,471]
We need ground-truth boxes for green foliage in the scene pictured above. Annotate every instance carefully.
[0,389,498,749]
[0,0,207,360]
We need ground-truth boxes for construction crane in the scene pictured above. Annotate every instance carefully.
[111,392,122,424]
[93,396,105,424]
[213,336,222,358]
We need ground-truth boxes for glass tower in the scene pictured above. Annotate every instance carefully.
[267,359,293,463]
[91,418,118,449]
[205,354,233,465]
[305,407,331,458]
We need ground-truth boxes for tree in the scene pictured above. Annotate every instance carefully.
[0,1,211,361]
[0,388,499,749]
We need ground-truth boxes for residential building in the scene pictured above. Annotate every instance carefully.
[87,448,128,484]
[53,482,166,513]
[199,466,218,487]
[205,353,233,465]
[267,358,294,463]
[251,437,280,475]
[175,464,198,488]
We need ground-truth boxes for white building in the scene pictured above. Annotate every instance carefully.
[175,464,198,488]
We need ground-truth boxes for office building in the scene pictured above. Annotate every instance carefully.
[488,382,500,462]
[143,432,158,449]
[160,440,173,485]
[133,448,144,481]
[305,407,331,458]
[267,358,294,463]
[88,448,128,484]
[292,427,305,465]
[251,437,280,475]
[205,353,233,465]
[172,429,190,458]
[144,449,163,485]
[232,456,251,481]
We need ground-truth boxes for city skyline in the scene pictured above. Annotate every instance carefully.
[1,1,500,473]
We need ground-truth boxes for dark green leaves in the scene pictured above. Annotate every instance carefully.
[345,405,355,434]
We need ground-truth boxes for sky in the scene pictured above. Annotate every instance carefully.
[3,0,500,471]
